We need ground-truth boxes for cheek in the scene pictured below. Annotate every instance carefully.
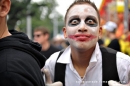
[66,26,77,35]
[87,26,99,35]
[66,25,100,36]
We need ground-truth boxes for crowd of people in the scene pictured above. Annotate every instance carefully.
[98,19,130,56]
[0,0,130,86]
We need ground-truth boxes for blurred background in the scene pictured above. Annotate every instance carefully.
[8,0,130,55]
[8,0,102,39]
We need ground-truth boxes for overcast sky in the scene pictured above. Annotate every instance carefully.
[32,0,102,16]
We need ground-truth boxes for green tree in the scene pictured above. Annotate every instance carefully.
[8,0,31,30]
[8,0,64,38]
[30,0,64,36]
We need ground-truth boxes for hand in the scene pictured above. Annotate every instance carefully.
[41,68,63,86]
[108,80,130,86]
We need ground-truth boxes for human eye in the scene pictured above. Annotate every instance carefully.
[86,19,95,24]
[69,18,80,26]
[85,17,97,27]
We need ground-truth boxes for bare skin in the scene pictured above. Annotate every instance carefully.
[0,0,11,39]
[33,31,50,51]
[71,45,95,77]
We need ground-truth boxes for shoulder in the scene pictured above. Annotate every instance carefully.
[2,48,36,61]
[0,48,28,61]
[0,48,30,56]
[100,46,117,54]
[116,52,130,64]
[101,47,130,63]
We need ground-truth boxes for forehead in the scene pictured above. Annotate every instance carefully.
[67,4,98,20]
[34,30,42,33]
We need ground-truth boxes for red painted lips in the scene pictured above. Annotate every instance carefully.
[68,34,97,42]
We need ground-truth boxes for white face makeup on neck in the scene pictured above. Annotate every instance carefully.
[63,4,102,51]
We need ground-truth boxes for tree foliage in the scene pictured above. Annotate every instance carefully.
[8,0,31,29]
[8,0,64,38]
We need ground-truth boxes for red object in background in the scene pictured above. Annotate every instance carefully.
[116,22,124,38]
[99,0,112,17]
[126,34,130,42]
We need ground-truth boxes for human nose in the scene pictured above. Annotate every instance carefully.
[78,21,87,32]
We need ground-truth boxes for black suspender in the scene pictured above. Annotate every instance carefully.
[54,50,66,86]
[100,47,120,86]
[54,47,120,86]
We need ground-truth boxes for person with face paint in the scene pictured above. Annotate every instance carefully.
[42,0,130,86]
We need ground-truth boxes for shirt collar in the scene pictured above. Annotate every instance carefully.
[57,42,100,64]
[89,42,100,63]
[57,46,71,64]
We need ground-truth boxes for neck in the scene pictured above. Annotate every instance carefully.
[41,41,50,51]
[71,46,96,76]
[71,46,95,68]
[0,19,11,39]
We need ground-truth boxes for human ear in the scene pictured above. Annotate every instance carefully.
[62,27,67,39]
[99,26,102,38]
[0,0,11,17]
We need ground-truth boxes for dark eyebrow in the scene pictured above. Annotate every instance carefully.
[86,15,97,21]
[68,15,79,21]
[85,15,98,24]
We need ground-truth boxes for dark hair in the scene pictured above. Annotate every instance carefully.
[34,26,50,35]
[64,0,100,25]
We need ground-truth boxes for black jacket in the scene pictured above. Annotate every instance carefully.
[0,30,46,86]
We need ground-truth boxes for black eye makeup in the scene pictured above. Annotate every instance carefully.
[68,18,80,26]
[68,16,98,27]
[85,16,98,27]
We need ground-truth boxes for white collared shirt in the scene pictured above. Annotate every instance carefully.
[44,43,130,86]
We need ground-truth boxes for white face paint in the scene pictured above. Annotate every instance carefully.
[63,4,101,51]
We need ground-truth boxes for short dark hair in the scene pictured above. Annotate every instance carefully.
[64,0,100,25]
[34,26,50,35]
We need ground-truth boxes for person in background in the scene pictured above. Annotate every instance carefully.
[52,34,64,50]
[52,34,69,50]
[103,21,121,51]
[42,0,130,86]
[33,26,60,59]
[98,39,104,46]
